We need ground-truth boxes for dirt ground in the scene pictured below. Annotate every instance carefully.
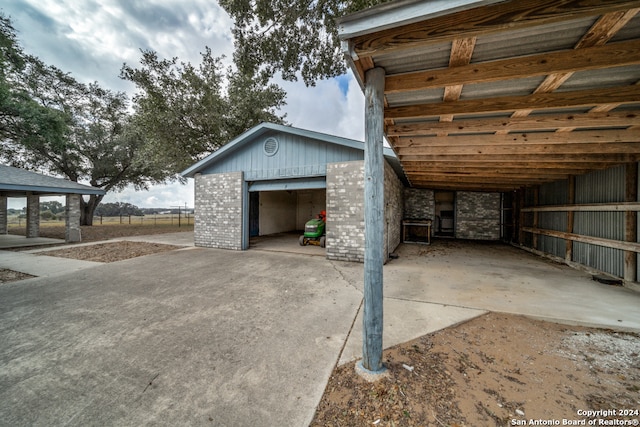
[0,268,35,284]
[37,241,182,263]
[312,312,640,426]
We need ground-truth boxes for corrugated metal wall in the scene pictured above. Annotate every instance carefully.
[523,164,634,279]
[573,165,625,277]
[538,180,568,258]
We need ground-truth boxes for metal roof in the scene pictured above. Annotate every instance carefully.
[0,165,105,196]
[338,0,640,192]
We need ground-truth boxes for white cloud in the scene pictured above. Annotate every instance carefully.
[278,75,364,141]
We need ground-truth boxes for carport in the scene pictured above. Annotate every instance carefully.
[0,165,105,244]
[337,0,640,371]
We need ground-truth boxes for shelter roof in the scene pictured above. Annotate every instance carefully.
[0,165,105,196]
[338,0,640,192]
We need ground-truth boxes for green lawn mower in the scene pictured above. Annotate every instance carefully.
[299,210,326,248]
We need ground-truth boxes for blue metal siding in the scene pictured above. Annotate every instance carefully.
[201,130,363,180]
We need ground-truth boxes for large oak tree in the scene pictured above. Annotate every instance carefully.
[1,14,287,225]
[219,0,388,86]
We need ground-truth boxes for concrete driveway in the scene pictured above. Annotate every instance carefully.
[1,236,640,426]
[0,246,363,426]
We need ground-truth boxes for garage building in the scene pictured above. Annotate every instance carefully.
[182,122,410,262]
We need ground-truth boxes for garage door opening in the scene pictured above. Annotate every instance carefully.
[248,188,326,254]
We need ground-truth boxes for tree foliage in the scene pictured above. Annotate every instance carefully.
[1,13,288,225]
[218,0,389,86]
[120,48,287,172]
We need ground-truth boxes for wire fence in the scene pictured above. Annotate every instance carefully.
[6,213,193,228]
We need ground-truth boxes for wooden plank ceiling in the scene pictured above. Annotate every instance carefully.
[343,0,640,191]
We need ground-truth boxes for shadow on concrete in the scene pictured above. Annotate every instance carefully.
[0,234,64,249]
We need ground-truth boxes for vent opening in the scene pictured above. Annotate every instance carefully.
[263,137,279,156]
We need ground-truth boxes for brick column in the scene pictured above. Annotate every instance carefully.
[26,193,40,238]
[65,194,82,242]
[0,196,7,234]
[194,172,244,250]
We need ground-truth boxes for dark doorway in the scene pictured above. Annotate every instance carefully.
[249,191,260,237]
[435,191,455,237]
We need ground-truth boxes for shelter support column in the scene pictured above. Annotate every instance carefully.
[624,163,637,282]
[362,66,385,373]
[65,194,82,243]
[26,193,39,238]
[0,196,7,234]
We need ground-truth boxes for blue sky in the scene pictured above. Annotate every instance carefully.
[2,0,365,209]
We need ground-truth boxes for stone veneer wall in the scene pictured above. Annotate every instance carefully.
[404,188,435,220]
[326,161,365,262]
[194,171,244,250]
[26,194,39,238]
[65,194,82,242]
[326,160,403,263]
[456,191,501,240]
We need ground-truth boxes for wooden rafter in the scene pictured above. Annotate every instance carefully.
[395,129,640,147]
[386,85,640,120]
[386,110,640,136]
[500,8,639,130]
[385,40,640,94]
[439,37,476,129]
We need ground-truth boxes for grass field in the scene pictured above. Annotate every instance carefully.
[6,213,192,228]
[7,214,193,242]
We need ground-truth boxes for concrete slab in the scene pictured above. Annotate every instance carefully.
[0,248,363,426]
[2,238,639,426]
[249,232,326,257]
[0,234,64,249]
[382,241,640,331]
[0,250,102,277]
[339,298,486,365]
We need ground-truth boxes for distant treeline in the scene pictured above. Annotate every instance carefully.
[95,202,192,216]
[7,202,192,218]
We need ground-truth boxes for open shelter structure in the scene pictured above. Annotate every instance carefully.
[0,165,105,243]
[337,0,640,371]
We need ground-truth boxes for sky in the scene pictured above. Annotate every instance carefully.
[1,0,366,209]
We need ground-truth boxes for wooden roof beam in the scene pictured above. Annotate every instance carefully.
[386,110,640,136]
[386,40,640,93]
[501,8,639,130]
[400,160,620,169]
[393,129,640,148]
[408,181,525,191]
[385,85,640,119]
[397,142,640,156]
[398,153,640,163]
